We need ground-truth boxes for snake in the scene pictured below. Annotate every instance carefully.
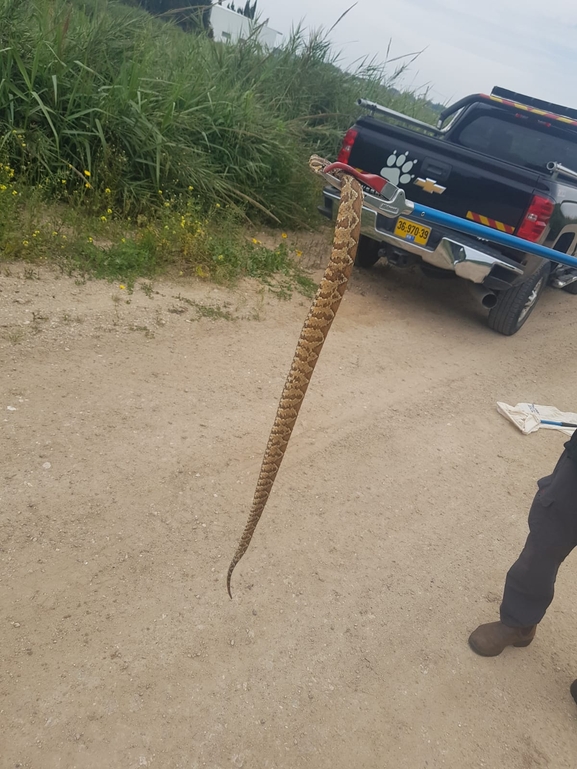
[227,155,364,598]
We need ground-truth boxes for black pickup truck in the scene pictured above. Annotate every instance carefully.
[320,86,577,334]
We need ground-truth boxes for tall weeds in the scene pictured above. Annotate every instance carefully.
[0,0,438,226]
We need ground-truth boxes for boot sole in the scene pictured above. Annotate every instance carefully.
[468,635,534,657]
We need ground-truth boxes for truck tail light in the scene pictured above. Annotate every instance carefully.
[337,128,358,164]
[516,194,555,242]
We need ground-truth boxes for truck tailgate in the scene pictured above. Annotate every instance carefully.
[350,116,542,232]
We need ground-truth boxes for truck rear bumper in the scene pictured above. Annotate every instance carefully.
[321,189,524,285]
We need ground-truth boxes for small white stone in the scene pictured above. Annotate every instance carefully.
[42,462,51,470]
[7,406,16,412]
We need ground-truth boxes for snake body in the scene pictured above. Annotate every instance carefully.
[227,156,363,597]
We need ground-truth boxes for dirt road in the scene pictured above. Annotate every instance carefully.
[1,249,576,769]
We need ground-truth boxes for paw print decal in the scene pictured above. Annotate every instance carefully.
[380,151,417,186]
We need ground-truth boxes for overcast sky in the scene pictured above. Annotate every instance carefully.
[256,0,577,108]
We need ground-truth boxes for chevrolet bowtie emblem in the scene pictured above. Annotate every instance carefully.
[415,177,446,194]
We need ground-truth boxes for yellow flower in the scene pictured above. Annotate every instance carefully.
[119,284,126,290]
[121,237,126,243]
[105,188,111,194]
[188,185,193,191]
[217,254,224,261]
[107,208,112,214]
[84,170,90,177]
[62,234,67,239]
[215,203,220,208]
[164,201,170,207]
[0,185,6,191]
[158,189,163,195]
[251,238,261,245]
[296,250,303,258]
[12,190,18,195]
[85,183,91,189]
[87,237,93,243]
[281,232,288,239]
[21,143,26,148]
[61,179,66,184]
[100,216,107,222]
[52,231,57,236]
[22,240,29,246]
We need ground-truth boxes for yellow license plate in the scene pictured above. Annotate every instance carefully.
[394,217,431,246]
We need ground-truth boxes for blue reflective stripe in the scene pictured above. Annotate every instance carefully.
[411,203,577,270]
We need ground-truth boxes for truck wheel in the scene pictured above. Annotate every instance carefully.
[487,261,550,335]
[563,280,577,294]
[354,236,381,269]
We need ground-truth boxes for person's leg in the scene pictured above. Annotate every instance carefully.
[469,487,576,656]
[499,495,575,627]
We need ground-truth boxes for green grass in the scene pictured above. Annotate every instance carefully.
[0,176,313,289]
[0,0,439,289]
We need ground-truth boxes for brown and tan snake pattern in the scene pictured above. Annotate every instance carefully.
[227,155,363,597]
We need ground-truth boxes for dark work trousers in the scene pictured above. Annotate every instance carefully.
[500,436,577,628]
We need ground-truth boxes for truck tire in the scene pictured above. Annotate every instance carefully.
[487,261,550,335]
[354,235,381,269]
[563,280,577,294]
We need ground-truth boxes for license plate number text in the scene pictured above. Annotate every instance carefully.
[394,218,431,246]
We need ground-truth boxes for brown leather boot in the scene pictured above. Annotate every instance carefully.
[571,680,577,705]
[468,621,536,657]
